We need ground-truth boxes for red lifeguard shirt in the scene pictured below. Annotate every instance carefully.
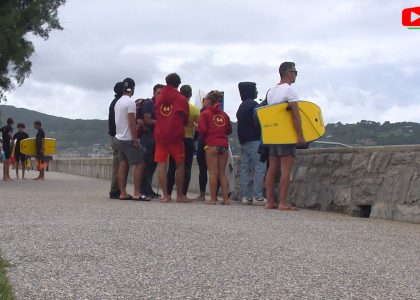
[154,85,189,144]
[198,102,232,147]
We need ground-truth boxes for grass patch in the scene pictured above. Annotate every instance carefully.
[0,255,14,300]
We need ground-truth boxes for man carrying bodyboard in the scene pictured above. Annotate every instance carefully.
[265,62,305,210]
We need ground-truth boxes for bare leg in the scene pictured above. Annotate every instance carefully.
[3,159,8,181]
[39,167,45,180]
[15,160,19,179]
[217,151,229,204]
[4,160,13,181]
[21,161,26,179]
[158,162,171,202]
[205,147,219,204]
[265,156,279,209]
[194,192,206,201]
[118,160,129,198]
[133,162,144,198]
[278,155,298,211]
[34,160,46,180]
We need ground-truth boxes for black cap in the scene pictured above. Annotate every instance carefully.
[122,78,135,92]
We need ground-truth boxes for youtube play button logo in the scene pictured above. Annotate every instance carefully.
[402,6,420,27]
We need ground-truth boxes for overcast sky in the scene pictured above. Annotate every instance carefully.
[4,0,420,124]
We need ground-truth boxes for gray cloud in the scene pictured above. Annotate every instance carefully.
[4,0,420,124]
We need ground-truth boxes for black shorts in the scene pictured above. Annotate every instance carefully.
[3,146,11,159]
[15,152,26,162]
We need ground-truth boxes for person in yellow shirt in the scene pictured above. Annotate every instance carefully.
[167,85,200,198]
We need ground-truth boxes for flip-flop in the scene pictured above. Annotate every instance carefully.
[279,206,299,211]
[119,195,133,200]
[133,194,152,201]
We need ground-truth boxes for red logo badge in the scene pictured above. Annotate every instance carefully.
[402,6,420,27]
[213,114,225,127]
[160,104,172,116]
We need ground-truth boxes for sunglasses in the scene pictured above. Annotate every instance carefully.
[288,70,298,75]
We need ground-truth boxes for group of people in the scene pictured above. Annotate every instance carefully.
[108,61,305,210]
[1,118,47,181]
[109,73,232,204]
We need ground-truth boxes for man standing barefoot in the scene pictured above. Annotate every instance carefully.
[265,62,305,211]
[154,73,191,203]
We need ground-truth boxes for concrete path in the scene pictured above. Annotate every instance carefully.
[0,168,419,299]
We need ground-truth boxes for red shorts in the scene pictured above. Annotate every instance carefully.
[154,142,185,164]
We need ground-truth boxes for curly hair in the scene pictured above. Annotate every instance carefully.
[165,73,181,88]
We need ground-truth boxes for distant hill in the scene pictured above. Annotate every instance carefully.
[0,105,110,156]
[2,105,420,157]
[322,120,420,147]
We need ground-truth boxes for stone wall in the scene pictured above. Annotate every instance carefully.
[49,145,420,224]
[289,145,420,223]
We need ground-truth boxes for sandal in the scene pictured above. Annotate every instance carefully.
[133,194,152,201]
[119,195,133,200]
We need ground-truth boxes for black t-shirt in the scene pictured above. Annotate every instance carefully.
[36,128,45,154]
[140,97,156,134]
[13,131,29,154]
[1,125,13,149]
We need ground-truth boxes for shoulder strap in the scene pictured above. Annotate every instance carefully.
[258,89,270,107]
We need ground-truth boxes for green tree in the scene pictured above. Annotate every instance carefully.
[0,0,66,101]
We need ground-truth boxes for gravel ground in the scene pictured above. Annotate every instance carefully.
[0,169,419,299]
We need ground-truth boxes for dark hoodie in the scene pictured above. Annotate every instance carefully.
[198,102,232,147]
[108,82,124,137]
[236,82,260,144]
[154,85,189,143]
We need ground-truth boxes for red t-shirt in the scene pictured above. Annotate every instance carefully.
[198,102,232,147]
[154,86,189,144]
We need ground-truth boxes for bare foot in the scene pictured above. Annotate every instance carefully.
[33,177,45,181]
[208,200,217,205]
[279,205,299,211]
[265,202,277,209]
[176,196,193,203]
[221,200,230,205]
[160,197,171,203]
[193,195,205,201]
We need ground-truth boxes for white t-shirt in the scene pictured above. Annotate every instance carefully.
[114,95,136,141]
[266,83,298,105]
